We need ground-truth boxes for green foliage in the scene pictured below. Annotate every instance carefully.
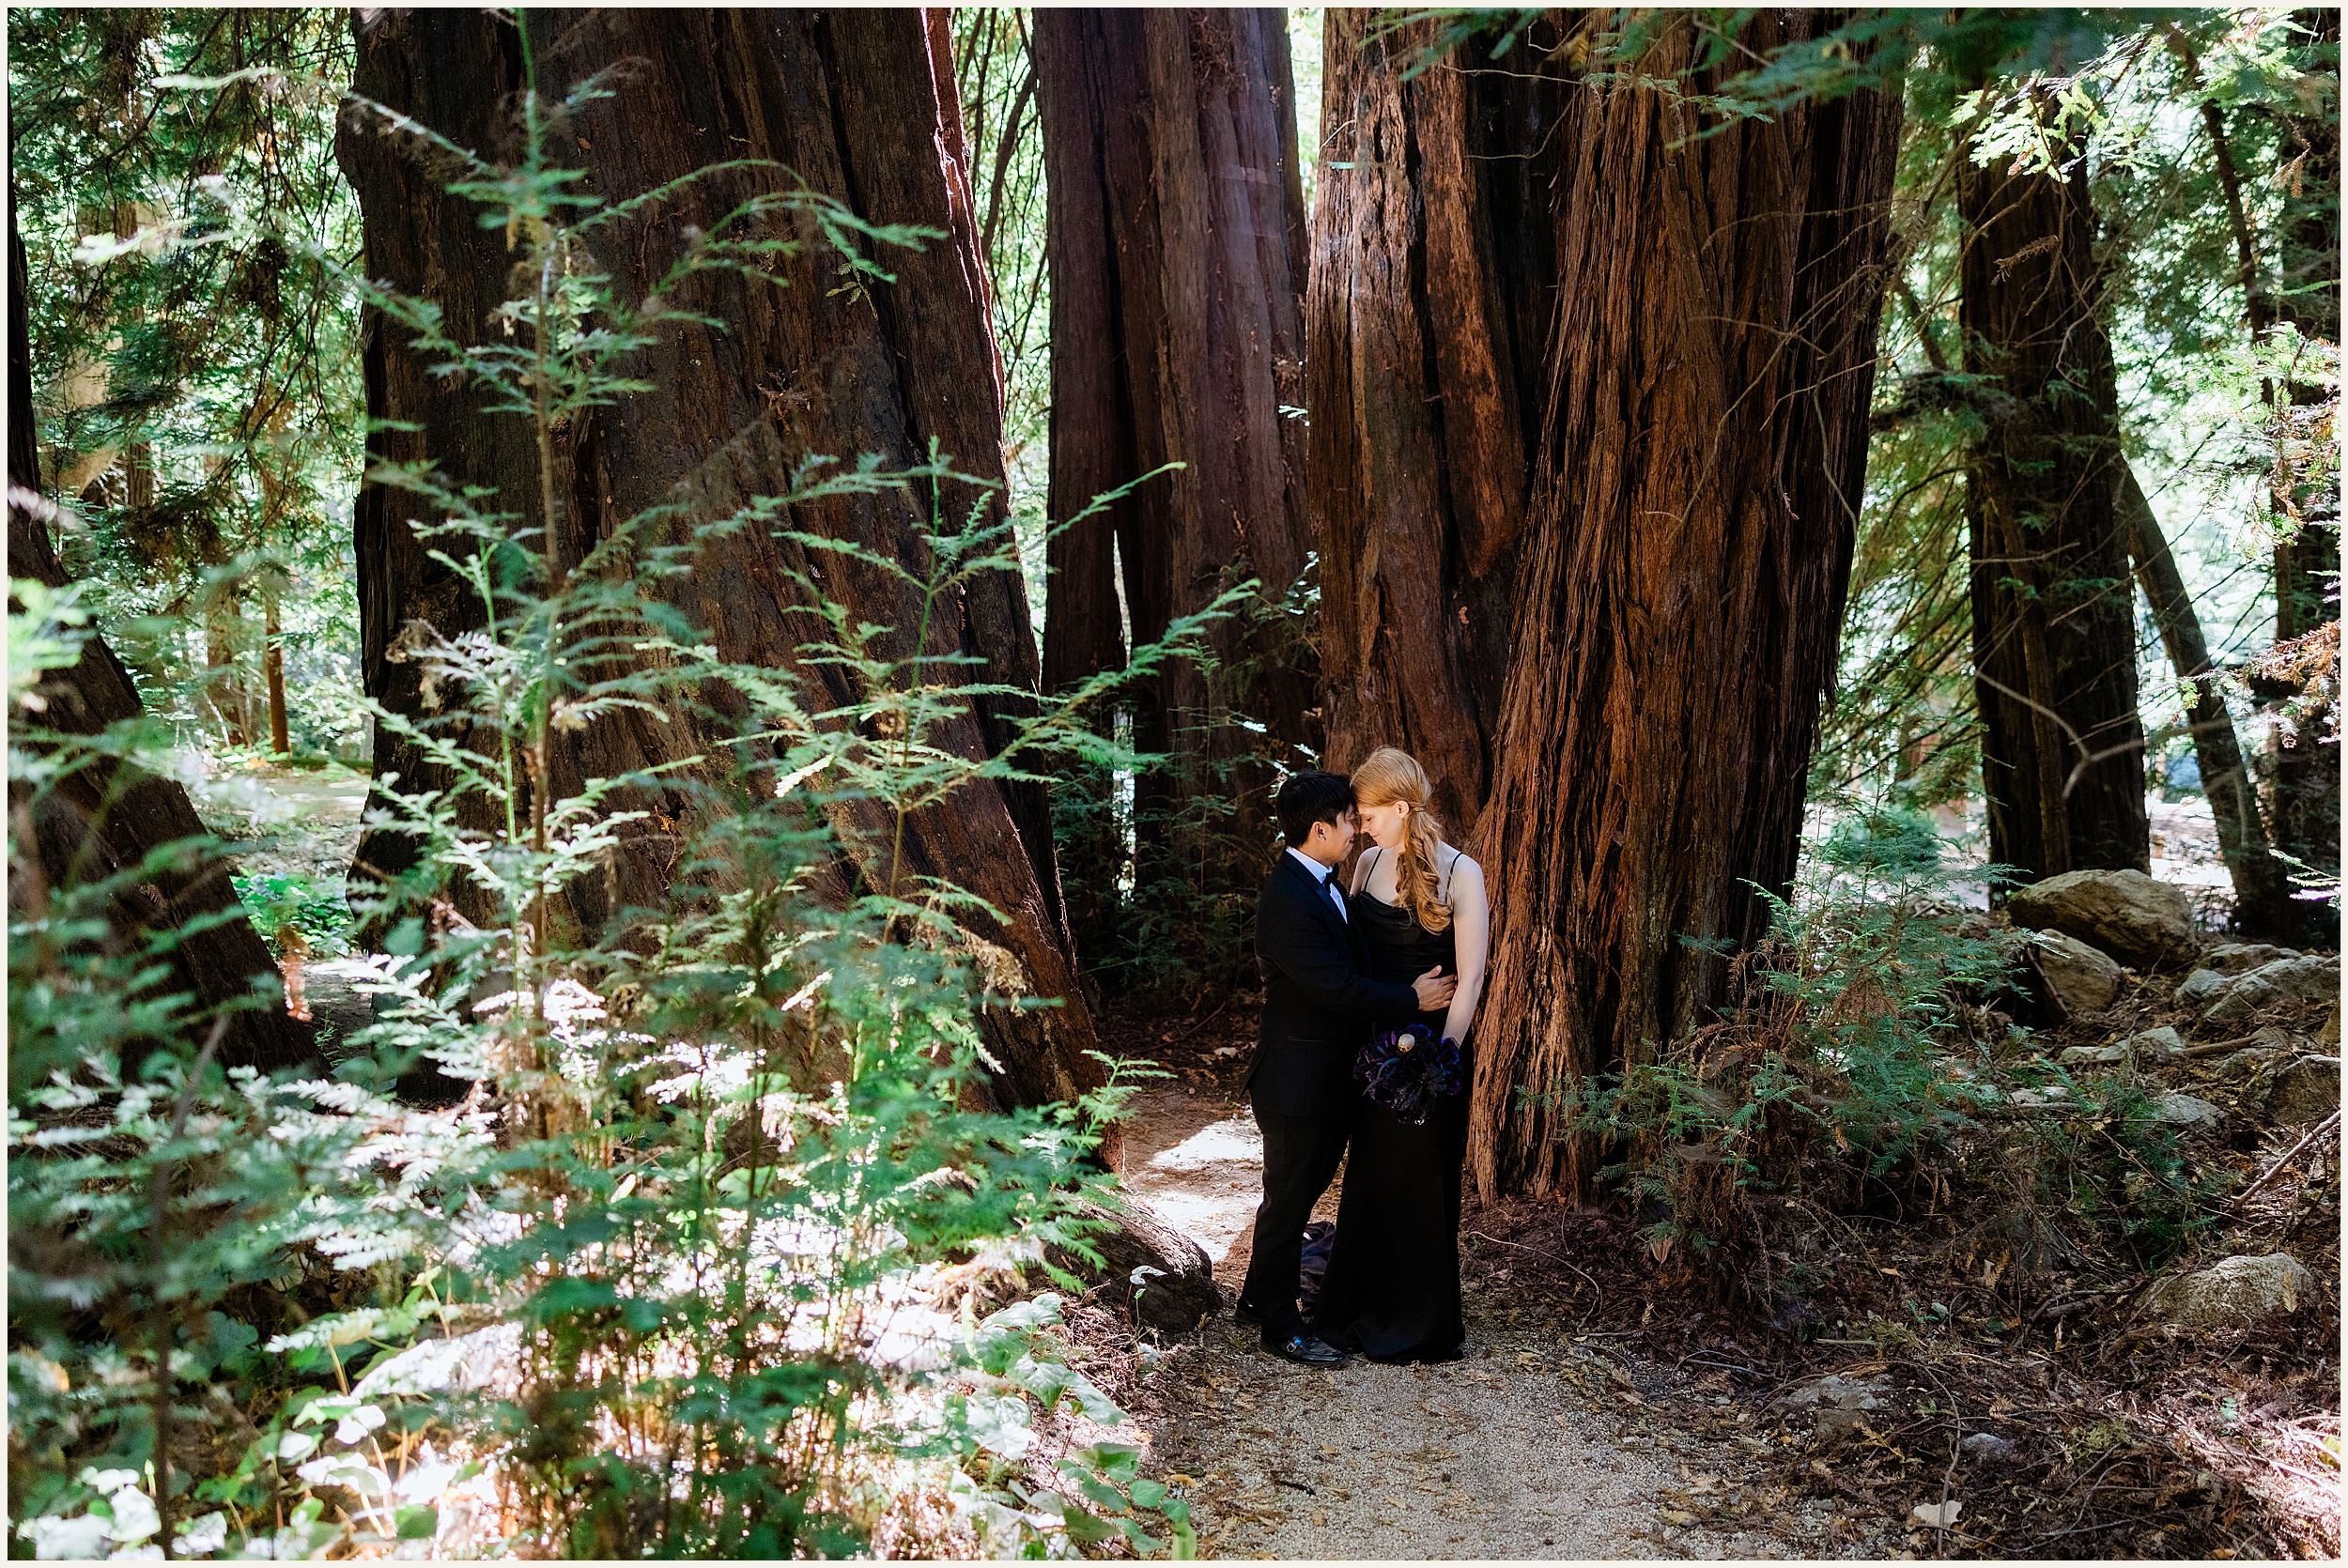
[11,29,1216,1560]
[230,872,350,954]
[9,8,367,756]
[1570,807,2026,1288]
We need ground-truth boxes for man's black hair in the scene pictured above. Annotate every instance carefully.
[1275,771,1353,846]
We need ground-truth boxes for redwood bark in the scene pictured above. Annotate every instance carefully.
[1310,14,1902,1200]
[2259,7,2340,918]
[8,199,314,1074]
[1033,8,1316,957]
[1309,9,1564,835]
[1959,113,2150,883]
[337,8,1104,1112]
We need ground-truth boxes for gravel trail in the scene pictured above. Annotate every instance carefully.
[1117,1084,1892,1560]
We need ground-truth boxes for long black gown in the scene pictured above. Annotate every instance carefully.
[1309,850,1469,1363]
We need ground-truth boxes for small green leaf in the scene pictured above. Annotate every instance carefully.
[1128,1477,1167,1509]
[394,1505,438,1540]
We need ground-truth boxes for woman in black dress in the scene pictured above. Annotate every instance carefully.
[1310,747,1490,1363]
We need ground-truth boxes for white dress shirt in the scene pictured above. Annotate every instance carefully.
[1285,846,1347,922]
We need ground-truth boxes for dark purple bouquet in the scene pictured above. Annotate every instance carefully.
[1355,1024,1464,1125]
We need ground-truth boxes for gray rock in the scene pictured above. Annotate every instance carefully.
[2205,943,2299,974]
[2175,968,2230,1007]
[2148,1092,2223,1130]
[2026,930,2122,1020]
[2267,1056,2341,1123]
[2006,869,2199,968]
[2215,1030,2295,1080]
[2139,1253,2316,1332]
[1775,1374,1891,1439]
[2007,1084,2073,1110]
[1959,1432,2016,1466]
[2201,954,2342,1035]
[2057,1027,2185,1070]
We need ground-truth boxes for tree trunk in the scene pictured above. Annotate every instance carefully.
[337,8,1105,1115]
[2258,7,2340,916]
[1310,14,1901,1200]
[1033,8,1316,967]
[263,577,289,756]
[8,199,314,1075]
[1959,108,2150,884]
[1308,9,1567,836]
[2117,462,2296,935]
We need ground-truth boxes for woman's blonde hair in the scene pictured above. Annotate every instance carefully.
[1352,746,1453,934]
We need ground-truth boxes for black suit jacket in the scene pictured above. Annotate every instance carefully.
[1247,852,1421,1117]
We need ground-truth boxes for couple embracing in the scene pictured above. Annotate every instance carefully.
[1237,748,1490,1367]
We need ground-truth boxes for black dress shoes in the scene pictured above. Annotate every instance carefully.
[1263,1332,1351,1366]
[1232,1301,1261,1328]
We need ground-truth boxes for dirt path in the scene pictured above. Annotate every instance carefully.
[1115,1082,1892,1560]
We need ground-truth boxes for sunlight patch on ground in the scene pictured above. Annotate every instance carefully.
[1127,1115,1264,1263]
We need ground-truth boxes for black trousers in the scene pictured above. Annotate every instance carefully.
[1237,1103,1352,1340]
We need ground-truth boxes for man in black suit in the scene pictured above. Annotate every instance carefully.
[1237,771,1455,1365]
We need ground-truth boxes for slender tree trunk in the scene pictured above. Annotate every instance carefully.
[337,8,1106,1114]
[1309,9,1566,835]
[1311,14,1901,1200]
[1034,8,1317,970]
[8,199,314,1075]
[1959,105,2150,884]
[263,580,289,756]
[2117,462,2294,931]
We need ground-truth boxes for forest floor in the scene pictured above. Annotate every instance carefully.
[1095,1068,1894,1560]
[1070,987,2340,1563]
[196,765,2338,1560]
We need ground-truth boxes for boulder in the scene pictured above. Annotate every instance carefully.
[2138,1253,2315,1332]
[1774,1373,1891,1439]
[2201,954,2342,1035]
[2322,1003,2341,1051]
[2204,943,2299,975]
[2147,1092,2222,1130]
[2056,1026,2184,1070]
[2025,930,2121,1021]
[2006,869,2198,967]
[1959,1432,2016,1466]
[2267,1056,2341,1123]
[1047,1197,1221,1333]
[2174,968,2229,1007]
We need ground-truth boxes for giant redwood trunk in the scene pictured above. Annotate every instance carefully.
[1309,10,1566,835]
[336,8,1104,1111]
[8,201,313,1074]
[1313,14,1902,1201]
[1033,8,1316,956]
[1959,112,2150,884]
[2260,7,2340,930]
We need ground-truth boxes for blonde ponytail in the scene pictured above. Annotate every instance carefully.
[1351,746,1454,934]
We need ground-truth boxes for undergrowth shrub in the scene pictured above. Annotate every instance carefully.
[1574,804,2245,1305]
[1574,806,2025,1299]
[11,41,1216,1560]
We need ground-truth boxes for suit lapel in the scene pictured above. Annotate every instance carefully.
[1285,853,1350,945]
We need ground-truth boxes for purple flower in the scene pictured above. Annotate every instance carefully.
[1355,1025,1465,1125]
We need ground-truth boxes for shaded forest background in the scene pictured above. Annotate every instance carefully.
[6,6,2338,1561]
